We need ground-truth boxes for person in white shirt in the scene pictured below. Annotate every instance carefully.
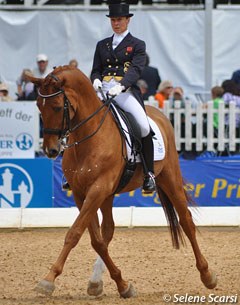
[33,53,52,79]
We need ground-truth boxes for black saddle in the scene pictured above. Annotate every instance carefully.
[111,102,142,153]
[110,101,142,193]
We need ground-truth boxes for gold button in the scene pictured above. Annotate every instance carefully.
[116,66,119,68]
[115,59,118,62]
[107,59,110,62]
[125,52,128,55]
[114,73,116,75]
[108,73,111,75]
[108,65,112,68]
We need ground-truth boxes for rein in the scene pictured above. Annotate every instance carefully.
[38,77,113,149]
[63,98,112,149]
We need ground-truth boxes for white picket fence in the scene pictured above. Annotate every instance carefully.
[35,99,240,153]
[154,100,240,153]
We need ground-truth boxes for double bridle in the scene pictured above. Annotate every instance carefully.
[38,88,72,139]
[38,74,113,149]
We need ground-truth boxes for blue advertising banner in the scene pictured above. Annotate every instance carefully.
[2,156,239,208]
[180,159,240,207]
[53,156,74,208]
[53,156,240,208]
[0,158,53,208]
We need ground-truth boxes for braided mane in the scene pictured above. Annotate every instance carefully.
[43,65,75,87]
[53,65,74,74]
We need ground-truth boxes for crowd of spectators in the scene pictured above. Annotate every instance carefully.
[135,57,240,157]
[0,54,79,103]
[0,51,239,156]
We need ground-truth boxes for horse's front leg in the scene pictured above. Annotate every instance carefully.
[34,211,85,295]
[34,188,108,296]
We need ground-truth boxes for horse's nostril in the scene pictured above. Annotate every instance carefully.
[49,148,59,157]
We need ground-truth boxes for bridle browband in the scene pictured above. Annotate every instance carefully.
[38,89,63,99]
[38,73,113,149]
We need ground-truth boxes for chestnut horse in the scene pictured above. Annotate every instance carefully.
[27,65,217,298]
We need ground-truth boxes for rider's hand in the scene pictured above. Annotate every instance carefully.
[108,84,125,96]
[93,79,102,91]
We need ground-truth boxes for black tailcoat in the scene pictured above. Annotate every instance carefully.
[91,32,146,103]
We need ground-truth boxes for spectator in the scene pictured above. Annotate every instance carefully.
[140,53,161,100]
[221,79,240,152]
[170,87,185,107]
[231,69,240,87]
[154,80,173,109]
[222,79,240,96]
[168,86,185,127]
[69,59,78,68]
[136,79,148,98]
[0,83,13,102]
[16,68,35,100]
[170,86,200,157]
[211,86,224,131]
[168,86,185,139]
[33,53,52,78]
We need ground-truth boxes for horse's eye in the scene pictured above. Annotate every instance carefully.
[53,107,62,113]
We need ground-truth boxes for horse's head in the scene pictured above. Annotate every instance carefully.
[25,66,79,159]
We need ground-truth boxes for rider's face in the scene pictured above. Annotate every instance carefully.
[110,17,130,34]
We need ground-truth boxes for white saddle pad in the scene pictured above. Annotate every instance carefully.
[111,104,165,162]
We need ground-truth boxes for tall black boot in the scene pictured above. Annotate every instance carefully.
[141,133,156,193]
[62,176,71,191]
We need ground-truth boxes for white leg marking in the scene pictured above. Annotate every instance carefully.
[90,256,106,283]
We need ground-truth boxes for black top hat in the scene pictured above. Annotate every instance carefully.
[106,3,134,18]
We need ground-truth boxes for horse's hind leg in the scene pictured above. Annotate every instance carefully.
[87,256,105,297]
[156,168,217,289]
[87,199,136,298]
[87,196,115,296]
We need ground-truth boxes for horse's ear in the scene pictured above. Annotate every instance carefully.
[24,71,43,86]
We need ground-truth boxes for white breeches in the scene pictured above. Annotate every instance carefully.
[98,79,150,137]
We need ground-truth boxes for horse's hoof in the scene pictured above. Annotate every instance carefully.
[87,280,103,297]
[120,283,137,298]
[201,270,217,289]
[34,279,55,296]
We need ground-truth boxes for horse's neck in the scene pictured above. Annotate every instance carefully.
[70,87,111,142]
[76,89,103,121]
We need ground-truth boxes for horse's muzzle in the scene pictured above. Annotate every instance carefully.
[44,145,61,159]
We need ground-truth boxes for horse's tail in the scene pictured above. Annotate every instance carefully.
[157,185,186,249]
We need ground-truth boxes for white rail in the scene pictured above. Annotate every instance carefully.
[147,100,240,153]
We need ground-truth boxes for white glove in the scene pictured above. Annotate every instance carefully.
[108,84,125,96]
[93,79,102,91]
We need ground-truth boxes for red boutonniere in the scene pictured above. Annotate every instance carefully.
[127,46,133,53]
